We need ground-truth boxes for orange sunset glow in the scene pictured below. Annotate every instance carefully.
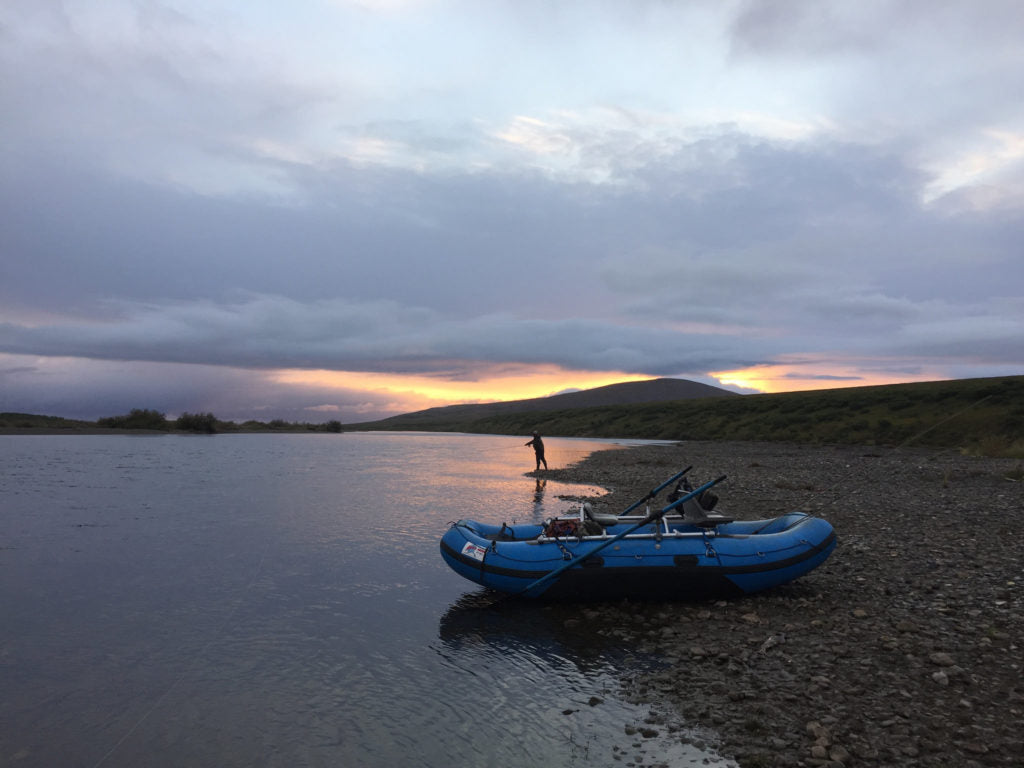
[712,361,946,394]
[272,365,655,415]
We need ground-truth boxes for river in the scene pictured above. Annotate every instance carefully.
[0,432,732,767]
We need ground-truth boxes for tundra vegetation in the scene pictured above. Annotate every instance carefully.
[352,376,1024,459]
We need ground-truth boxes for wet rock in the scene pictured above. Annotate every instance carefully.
[959,740,990,755]
[806,721,831,745]
[829,745,850,763]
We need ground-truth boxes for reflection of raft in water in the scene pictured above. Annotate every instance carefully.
[440,470,836,601]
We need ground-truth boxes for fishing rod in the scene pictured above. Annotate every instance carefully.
[617,465,692,516]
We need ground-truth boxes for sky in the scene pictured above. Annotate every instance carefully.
[2,0,1023,424]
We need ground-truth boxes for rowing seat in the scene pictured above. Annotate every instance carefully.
[582,502,620,527]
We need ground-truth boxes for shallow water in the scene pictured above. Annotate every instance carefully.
[0,432,731,767]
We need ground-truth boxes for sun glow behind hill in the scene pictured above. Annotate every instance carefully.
[712,359,948,394]
[272,365,655,414]
[273,359,940,419]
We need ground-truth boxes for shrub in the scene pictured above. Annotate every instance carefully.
[176,412,218,433]
[97,408,169,430]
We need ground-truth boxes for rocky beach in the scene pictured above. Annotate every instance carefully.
[545,441,1022,768]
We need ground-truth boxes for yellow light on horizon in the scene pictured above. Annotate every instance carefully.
[711,361,946,394]
[271,365,654,411]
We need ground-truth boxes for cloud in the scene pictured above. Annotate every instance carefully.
[781,372,862,382]
[2,0,1022,420]
[0,354,424,423]
[3,126,1021,387]
[730,1,884,58]
[0,293,768,377]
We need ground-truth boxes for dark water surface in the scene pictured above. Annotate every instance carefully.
[1,433,729,767]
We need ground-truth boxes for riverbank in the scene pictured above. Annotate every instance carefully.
[544,441,1022,767]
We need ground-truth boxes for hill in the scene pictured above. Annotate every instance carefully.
[347,375,1024,458]
[350,377,735,430]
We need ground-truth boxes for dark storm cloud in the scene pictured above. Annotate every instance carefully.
[1,151,604,319]
[0,293,765,377]
[0,356,409,423]
[3,127,1023,379]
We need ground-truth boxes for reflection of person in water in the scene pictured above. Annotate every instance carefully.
[532,477,547,520]
[525,431,548,471]
[533,477,547,503]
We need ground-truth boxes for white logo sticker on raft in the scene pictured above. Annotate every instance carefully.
[461,542,487,562]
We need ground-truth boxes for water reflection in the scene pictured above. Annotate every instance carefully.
[434,592,738,768]
[532,477,547,517]
[1,433,729,768]
[437,593,624,675]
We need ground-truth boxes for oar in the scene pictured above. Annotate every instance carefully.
[618,466,693,516]
[517,474,727,597]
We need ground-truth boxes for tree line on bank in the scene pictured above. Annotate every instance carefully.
[95,408,343,434]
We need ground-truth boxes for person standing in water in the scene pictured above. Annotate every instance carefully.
[525,431,548,471]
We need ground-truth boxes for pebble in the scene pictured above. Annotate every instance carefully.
[550,440,1024,768]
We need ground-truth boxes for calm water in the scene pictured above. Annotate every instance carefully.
[0,433,730,768]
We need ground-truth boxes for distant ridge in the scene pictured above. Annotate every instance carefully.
[355,378,735,429]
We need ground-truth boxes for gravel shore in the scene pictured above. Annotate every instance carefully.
[544,441,1023,768]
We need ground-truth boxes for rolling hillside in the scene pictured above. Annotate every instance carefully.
[347,375,1024,457]
[351,377,735,430]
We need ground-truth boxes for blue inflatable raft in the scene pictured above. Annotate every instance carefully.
[440,470,836,600]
